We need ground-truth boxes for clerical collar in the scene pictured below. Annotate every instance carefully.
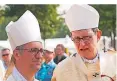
[13,67,27,81]
[82,53,99,64]
[12,67,37,81]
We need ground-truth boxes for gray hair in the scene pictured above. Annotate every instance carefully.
[15,44,25,54]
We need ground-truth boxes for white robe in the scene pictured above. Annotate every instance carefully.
[0,60,5,81]
[6,67,39,81]
[52,51,116,81]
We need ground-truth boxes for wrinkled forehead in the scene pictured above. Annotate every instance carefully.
[71,29,94,37]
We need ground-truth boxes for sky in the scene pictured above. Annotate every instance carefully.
[57,4,72,14]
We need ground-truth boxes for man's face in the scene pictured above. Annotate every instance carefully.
[2,49,11,62]
[43,50,54,62]
[15,42,43,71]
[55,46,64,55]
[71,29,101,59]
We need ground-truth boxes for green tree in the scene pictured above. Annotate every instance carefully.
[91,5,116,50]
[91,5,116,37]
[0,4,62,40]
[53,18,70,38]
[0,16,17,40]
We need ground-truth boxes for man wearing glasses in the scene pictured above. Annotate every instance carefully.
[35,48,56,81]
[52,4,116,81]
[5,10,43,81]
[1,48,11,70]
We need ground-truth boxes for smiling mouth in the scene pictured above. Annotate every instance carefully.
[80,48,88,51]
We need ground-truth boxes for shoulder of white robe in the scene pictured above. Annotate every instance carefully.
[99,51,116,77]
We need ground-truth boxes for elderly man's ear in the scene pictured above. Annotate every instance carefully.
[13,50,21,60]
[97,29,102,41]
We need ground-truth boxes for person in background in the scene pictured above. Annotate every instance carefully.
[35,48,56,81]
[54,44,67,64]
[1,48,11,70]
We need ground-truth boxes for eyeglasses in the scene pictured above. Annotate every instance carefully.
[16,48,44,55]
[2,54,9,57]
[72,36,92,43]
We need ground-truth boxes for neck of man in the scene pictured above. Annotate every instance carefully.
[84,50,98,60]
[16,65,36,81]
[45,59,52,64]
[4,61,10,67]
[81,50,99,64]
[57,55,63,60]
[85,54,97,60]
[57,53,64,57]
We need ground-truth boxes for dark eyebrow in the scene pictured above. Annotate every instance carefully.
[30,47,43,49]
[74,35,92,38]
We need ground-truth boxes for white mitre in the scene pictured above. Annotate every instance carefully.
[65,4,99,32]
[6,10,42,50]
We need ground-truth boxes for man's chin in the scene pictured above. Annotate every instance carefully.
[79,52,90,57]
[33,65,41,71]
[30,64,41,71]
[79,51,88,55]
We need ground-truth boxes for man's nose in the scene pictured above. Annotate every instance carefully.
[35,53,43,59]
[79,39,86,47]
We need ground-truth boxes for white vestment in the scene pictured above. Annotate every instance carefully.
[52,51,116,81]
[6,67,39,81]
[0,60,5,81]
